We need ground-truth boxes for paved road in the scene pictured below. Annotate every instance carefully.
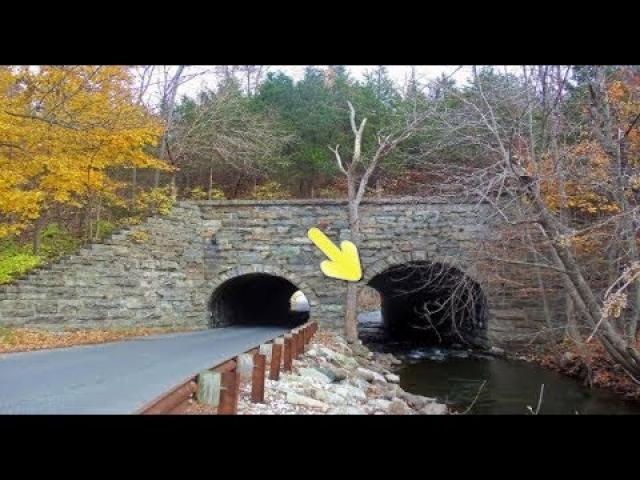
[0,326,288,414]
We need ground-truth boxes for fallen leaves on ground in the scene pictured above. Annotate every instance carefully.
[524,339,640,402]
[0,325,203,354]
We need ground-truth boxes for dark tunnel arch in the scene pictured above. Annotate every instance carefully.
[366,261,489,349]
[209,273,310,328]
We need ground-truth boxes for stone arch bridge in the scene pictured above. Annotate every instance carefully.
[0,198,561,348]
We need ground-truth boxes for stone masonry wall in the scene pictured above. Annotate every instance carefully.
[0,203,210,330]
[0,198,565,347]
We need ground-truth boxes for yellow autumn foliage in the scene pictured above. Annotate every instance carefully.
[0,66,169,238]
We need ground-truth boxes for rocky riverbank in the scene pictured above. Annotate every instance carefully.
[186,329,449,415]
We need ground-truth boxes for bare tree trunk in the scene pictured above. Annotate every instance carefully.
[155,65,186,188]
[130,167,137,209]
[208,165,213,200]
[329,101,418,342]
[590,67,640,341]
[345,188,360,342]
[525,230,553,329]
[32,212,46,256]
[94,196,102,241]
[232,174,243,199]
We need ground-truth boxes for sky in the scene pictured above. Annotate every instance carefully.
[177,65,477,100]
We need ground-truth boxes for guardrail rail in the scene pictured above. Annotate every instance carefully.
[137,321,318,414]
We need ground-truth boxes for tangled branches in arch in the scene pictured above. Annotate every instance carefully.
[369,260,489,348]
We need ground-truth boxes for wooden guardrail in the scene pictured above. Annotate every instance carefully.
[137,321,318,415]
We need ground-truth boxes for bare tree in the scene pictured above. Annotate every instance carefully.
[421,65,640,380]
[171,88,292,199]
[329,101,430,342]
[154,65,186,191]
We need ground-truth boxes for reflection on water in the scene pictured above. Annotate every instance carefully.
[358,310,640,414]
[398,348,640,415]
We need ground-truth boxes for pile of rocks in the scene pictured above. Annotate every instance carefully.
[237,331,448,415]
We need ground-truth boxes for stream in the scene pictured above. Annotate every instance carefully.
[359,312,640,415]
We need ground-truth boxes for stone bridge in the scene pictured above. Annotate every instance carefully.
[0,198,562,348]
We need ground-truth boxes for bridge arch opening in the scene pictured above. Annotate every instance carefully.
[363,261,489,349]
[209,273,310,328]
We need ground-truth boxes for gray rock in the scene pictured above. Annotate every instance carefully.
[297,367,332,384]
[368,398,391,411]
[356,367,387,383]
[286,392,329,410]
[389,355,402,366]
[385,373,400,383]
[315,365,348,382]
[330,351,359,370]
[388,399,411,415]
[349,376,371,390]
[382,384,402,400]
[311,388,348,406]
[399,391,430,410]
[279,373,317,390]
[333,384,367,402]
[419,403,448,415]
[351,344,370,358]
[327,405,367,415]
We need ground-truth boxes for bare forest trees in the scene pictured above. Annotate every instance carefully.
[421,66,640,380]
[171,88,291,199]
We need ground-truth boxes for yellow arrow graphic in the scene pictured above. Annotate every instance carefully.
[307,227,362,282]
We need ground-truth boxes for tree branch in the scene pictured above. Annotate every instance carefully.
[329,144,347,175]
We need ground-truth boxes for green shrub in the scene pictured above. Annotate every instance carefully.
[135,187,175,216]
[0,251,42,284]
[94,220,116,241]
[39,224,80,259]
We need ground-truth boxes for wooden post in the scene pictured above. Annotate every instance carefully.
[197,371,222,407]
[300,327,307,353]
[251,353,266,403]
[292,330,300,358]
[283,335,293,372]
[218,368,239,415]
[270,340,283,381]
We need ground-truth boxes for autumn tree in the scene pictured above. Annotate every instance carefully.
[0,66,167,252]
